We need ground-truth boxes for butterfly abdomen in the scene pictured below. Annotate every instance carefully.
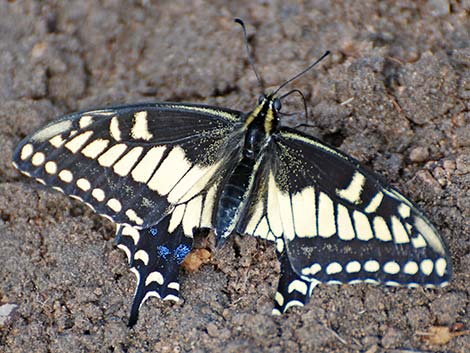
[215,156,259,241]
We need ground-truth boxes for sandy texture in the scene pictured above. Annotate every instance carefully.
[1,1,469,352]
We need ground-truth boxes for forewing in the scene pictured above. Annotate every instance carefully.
[241,127,452,288]
[13,103,244,228]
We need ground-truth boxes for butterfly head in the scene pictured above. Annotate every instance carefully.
[245,93,282,135]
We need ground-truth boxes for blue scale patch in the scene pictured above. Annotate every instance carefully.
[150,227,158,236]
[175,244,191,264]
[157,245,170,260]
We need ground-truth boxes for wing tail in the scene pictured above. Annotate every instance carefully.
[272,250,317,315]
[117,218,193,327]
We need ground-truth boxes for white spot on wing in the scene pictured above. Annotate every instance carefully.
[147,146,191,195]
[302,263,321,276]
[117,244,131,263]
[131,111,153,140]
[182,195,202,236]
[353,210,374,241]
[336,204,355,240]
[435,258,447,277]
[398,203,411,218]
[169,204,185,233]
[146,271,164,285]
[49,135,65,148]
[134,249,149,265]
[283,300,304,312]
[122,226,140,245]
[365,192,383,213]
[32,120,73,142]
[245,200,263,235]
[97,144,127,167]
[20,144,34,160]
[391,216,410,243]
[91,188,105,201]
[167,282,180,290]
[383,261,400,274]
[267,171,283,238]
[420,259,434,275]
[403,261,418,275]
[318,192,335,238]
[292,186,317,238]
[113,146,144,176]
[364,260,380,272]
[79,115,93,129]
[58,169,73,183]
[163,294,180,302]
[125,209,144,225]
[413,216,445,255]
[107,198,122,212]
[76,178,91,191]
[45,161,57,174]
[275,238,284,253]
[326,262,342,274]
[31,152,45,166]
[131,146,166,183]
[64,131,93,153]
[81,139,110,159]
[411,234,427,248]
[274,292,284,306]
[200,184,217,228]
[287,280,308,295]
[373,216,392,241]
[110,116,121,141]
[336,172,365,204]
[345,261,361,273]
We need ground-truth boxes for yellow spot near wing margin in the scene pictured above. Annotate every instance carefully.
[131,111,153,140]
[32,120,73,142]
[413,216,446,255]
[20,144,33,160]
[110,116,121,141]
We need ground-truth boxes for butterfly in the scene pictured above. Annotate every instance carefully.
[12,20,452,327]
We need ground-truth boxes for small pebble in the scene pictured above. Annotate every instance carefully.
[409,146,429,162]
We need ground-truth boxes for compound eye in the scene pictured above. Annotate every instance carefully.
[273,98,282,111]
[258,94,266,105]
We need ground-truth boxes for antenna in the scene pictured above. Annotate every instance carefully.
[234,18,264,90]
[273,50,330,96]
[279,88,309,122]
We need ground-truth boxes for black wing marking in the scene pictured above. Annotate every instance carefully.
[240,127,452,313]
[13,103,244,229]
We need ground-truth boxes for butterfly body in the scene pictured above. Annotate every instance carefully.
[215,95,277,241]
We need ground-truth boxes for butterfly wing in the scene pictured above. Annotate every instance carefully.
[13,102,244,227]
[13,102,245,325]
[239,127,452,314]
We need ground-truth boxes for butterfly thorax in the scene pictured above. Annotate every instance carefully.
[215,97,278,243]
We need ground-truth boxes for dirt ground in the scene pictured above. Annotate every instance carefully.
[1,1,469,352]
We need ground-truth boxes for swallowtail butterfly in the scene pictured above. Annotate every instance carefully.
[12,20,452,327]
